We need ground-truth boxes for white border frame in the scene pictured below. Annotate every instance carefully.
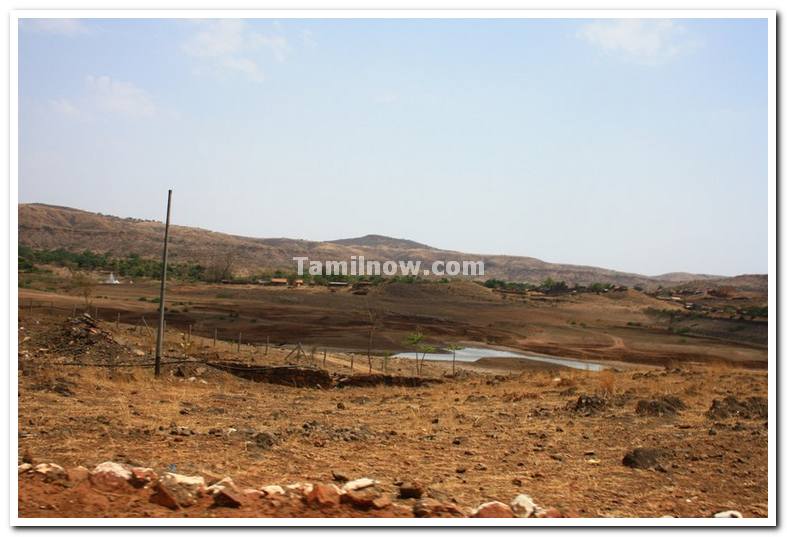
[9,9,776,527]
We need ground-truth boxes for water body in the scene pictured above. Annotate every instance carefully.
[392,346,604,372]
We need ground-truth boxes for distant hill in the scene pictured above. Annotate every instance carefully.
[330,234,433,250]
[18,203,756,289]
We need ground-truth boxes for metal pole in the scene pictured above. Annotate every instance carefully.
[154,189,173,377]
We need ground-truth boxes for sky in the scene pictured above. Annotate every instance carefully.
[18,17,769,276]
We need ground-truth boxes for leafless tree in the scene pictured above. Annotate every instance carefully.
[68,268,96,309]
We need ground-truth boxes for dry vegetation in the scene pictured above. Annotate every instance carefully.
[18,304,768,518]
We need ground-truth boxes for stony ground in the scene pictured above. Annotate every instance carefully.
[17,311,769,518]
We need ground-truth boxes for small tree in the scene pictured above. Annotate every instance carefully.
[419,344,435,375]
[405,331,424,376]
[366,299,379,374]
[69,270,96,309]
[446,343,462,375]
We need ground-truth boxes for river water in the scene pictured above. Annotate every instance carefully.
[392,346,604,371]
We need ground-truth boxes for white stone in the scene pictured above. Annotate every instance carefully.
[206,476,235,495]
[92,461,132,480]
[713,510,743,518]
[261,485,285,496]
[34,463,64,476]
[285,482,314,495]
[342,477,377,492]
[510,494,538,518]
[18,463,32,474]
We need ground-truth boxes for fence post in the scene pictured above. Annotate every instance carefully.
[265,336,269,355]
[237,333,242,352]
[213,328,217,348]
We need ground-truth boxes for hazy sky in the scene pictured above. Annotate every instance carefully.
[18,18,768,276]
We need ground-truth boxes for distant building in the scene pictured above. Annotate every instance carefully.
[293,279,304,287]
[270,278,288,286]
[104,272,120,284]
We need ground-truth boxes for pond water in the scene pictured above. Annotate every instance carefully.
[392,346,604,372]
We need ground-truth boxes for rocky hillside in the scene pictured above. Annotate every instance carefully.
[18,203,738,288]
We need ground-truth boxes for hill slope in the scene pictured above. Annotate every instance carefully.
[18,203,737,288]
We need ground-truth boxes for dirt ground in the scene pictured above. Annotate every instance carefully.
[17,300,769,518]
[18,277,767,369]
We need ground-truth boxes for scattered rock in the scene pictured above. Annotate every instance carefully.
[342,477,377,492]
[573,394,607,415]
[34,463,67,483]
[713,510,743,518]
[18,463,32,474]
[622,448,671,470]
[413,498,464,518]
[261,485,285,496]
[471,501,515,518]
[331,469,349,483]
[305,483,342,507]
[253,431,277,449]
[707,397,767,420]
[129,467,157,488]
[372,495,393,509]
[206,477,236,496]
[342,489,378,509]
[398,481,424,499]
[510,494,538,518]
[213,487,245,508]
[536,507,564,518]
[636,396,687,417]
[151,472,206,509]
[89,461,133,491]
[66,466,89,484]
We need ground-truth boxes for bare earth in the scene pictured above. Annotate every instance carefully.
[17,281,768,518]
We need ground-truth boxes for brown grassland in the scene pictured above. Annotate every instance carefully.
[17,275,768,518]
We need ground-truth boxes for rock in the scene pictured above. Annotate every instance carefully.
[331,469,349,483]
[336,402,346,410]
[151,472,206,509]
[213,487,245,508]
[129,467,157,488]
[510,494,538,518]
[398,481,424,499]
[707,396,767,420]
[536,507,564,518]
[452,436,467,445]
[89,461,133,491]
[713,510,743,518]
[622,448,671,470]
[342,489,379,509]
[206,477,236,496]
[286,482,314,495]
[471,501,515,518]
[573,394,607,415]
[413,498,464,518]
[372,495,393,509]
[342,477,376,492]
[636,396,686,417]
[261,485,285,496]
[66,466,90,484]
[243,488,264,499]
[18,463,32,474]
[305,483,342,507]
[253,431,277,449]
[34,463,67,483]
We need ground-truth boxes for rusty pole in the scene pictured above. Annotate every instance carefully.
[154,189,173,377]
